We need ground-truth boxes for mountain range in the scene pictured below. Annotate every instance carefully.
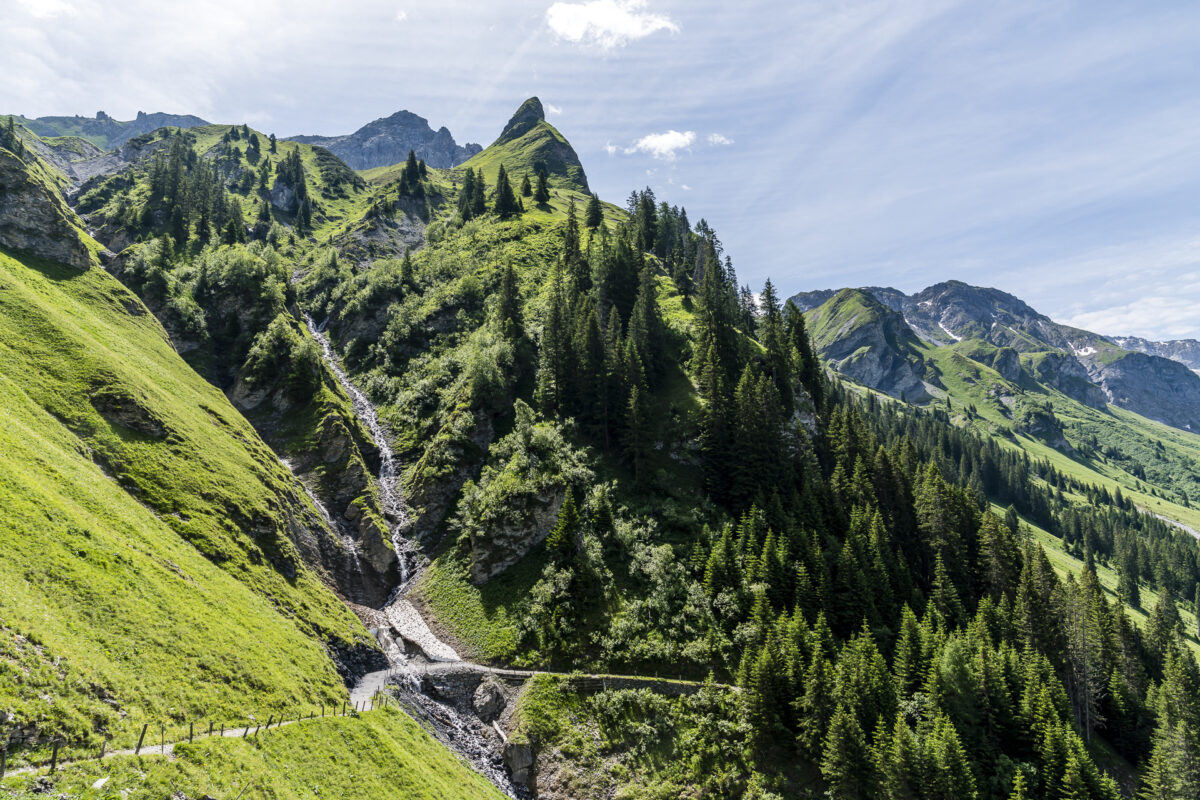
[14,109,211,149]
[791,281,1200,433]
[5,93,1200,800]
[288,109,481,170]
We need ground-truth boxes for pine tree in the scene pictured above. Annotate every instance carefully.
[821,703,873,799]
[585,192,603,229]
[493,164,519,218]
[563,198,585,285]
[458,168,477,220]
[623,385,652,486]
[268,132,277,153]
[545,488,580,558]
[534,170,550,204]
[520,174,532,196]
[535,266,568,415]
[497,262,521,337]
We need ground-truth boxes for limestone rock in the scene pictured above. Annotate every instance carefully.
[0,149,92,270]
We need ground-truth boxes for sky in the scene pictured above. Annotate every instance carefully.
[4,0,1200,339]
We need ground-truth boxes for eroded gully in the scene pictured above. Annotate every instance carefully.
[304,314,522,797]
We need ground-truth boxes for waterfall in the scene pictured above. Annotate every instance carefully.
[304,314,414,584]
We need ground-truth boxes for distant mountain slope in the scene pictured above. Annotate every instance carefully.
[793,280,1200,432]
[289,109,481,169]
[1111,334,1200,372]
[16,110,210,149]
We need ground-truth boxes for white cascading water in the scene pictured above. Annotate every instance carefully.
[304,314,413,583]
[304,314,522,798]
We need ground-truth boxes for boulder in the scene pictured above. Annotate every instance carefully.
[503,741,536,787]
[473,677,506,721]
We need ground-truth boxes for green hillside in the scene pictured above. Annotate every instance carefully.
[0,247,373,760]
[1,708,507,800]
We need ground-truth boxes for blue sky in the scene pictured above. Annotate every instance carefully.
[5,0,1200,339]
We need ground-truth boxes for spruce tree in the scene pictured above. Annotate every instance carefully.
[585,191,603,228]
[534,170,550,204]
[545,488,580,558]
[493,164,519,218]
[520,174,532,196]
[821,703,873,799]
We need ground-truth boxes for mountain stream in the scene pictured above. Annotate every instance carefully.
[304,315,521,797]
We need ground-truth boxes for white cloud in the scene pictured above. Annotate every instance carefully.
[395,9,407,22]
[16,0,76,18]
[625,129,695,160]
[681,184,692,191]
[545,0,678,50]
[708,132,733,145]
[545,103,563,115]
[604,141,618,156]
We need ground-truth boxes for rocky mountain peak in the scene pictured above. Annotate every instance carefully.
[287,109,481,170]
[498,97,546,143]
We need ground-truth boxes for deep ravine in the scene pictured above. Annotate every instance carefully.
[304,314,523,798]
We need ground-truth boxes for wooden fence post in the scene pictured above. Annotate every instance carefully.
[135,723,148,755]
[160,725,164,754]
[98,737,106,760]
[189,721,194,743]
[1,744,8,778]
[209,721,214,737]
[49,740,60,773]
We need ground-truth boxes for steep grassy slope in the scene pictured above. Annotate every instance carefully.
[0,246,375,759]
[0,708,507,800]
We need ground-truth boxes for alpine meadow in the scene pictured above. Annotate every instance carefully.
[4,2,1200,799]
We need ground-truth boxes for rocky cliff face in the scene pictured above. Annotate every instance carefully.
[1084,352,1200,431]
[792,280,1200,434]
[805,289,932,402]
[1029,352,1108,410]
[288,110,481,170]
[0,149,93,269]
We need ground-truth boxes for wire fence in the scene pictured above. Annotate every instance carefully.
[0,685,401,779]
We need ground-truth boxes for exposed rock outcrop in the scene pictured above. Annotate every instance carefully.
[1110,335,1200,373]
[1084,351,1200,431]
[0,149,92,269]
[19,109,210,150]
[805,289,932,402]
[792,280,1200,434]
[1029,352,1108,410]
